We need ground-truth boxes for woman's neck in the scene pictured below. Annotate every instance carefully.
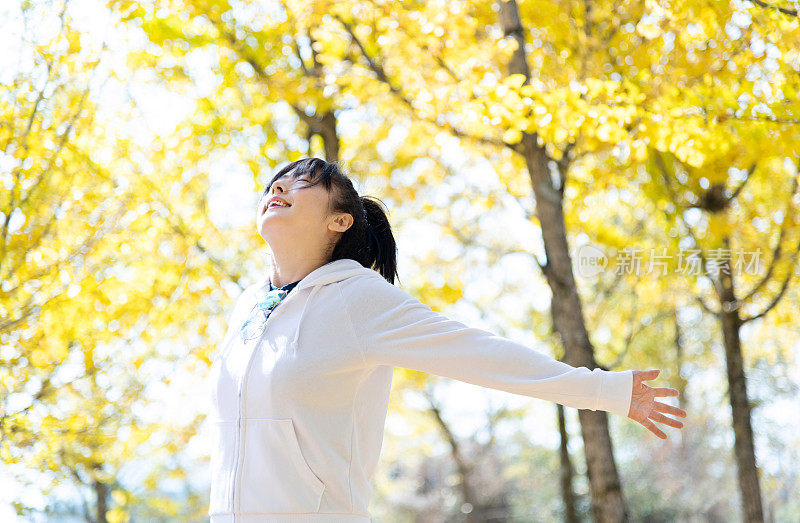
[268,251,328,288]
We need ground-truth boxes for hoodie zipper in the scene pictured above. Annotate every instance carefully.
[229,286,303,519]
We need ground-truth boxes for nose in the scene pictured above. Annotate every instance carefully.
[271,180,286,195]
[262,180,287,212]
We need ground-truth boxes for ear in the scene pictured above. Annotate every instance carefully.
[328,212,353,233]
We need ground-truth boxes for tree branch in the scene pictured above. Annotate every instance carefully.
[741,240,800,323]
[746,0,798,16]
[727,163,757,203]
[332,14,511,151]
[741,169,800,322]
[741,172,800,301]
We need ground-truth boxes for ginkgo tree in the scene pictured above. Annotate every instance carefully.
[1,1,247,520]
[113,0,647,518]
[621,1,800,519]
[106,0,800,520]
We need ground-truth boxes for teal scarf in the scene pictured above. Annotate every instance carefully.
[239,279,301,341]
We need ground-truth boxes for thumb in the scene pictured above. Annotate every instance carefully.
[641,369,660,381]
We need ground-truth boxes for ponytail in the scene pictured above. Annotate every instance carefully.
[329,192,400,285]
[360,196,399,285]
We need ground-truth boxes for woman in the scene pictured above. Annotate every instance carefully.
[208,157,686,522]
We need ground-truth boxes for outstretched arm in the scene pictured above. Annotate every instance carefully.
[342,274,636,418]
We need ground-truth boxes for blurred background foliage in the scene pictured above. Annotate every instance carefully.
[1,0,799,521]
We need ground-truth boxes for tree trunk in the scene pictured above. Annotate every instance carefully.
[528,140,626,521]
[319,111,340,163]
[673,311,689,459]
[427,398,482,522]
[525,117,628,523]
[497,2,627,521]
[93,479,108,523]
[427,394,513,522]
[557,404,579,523]
[673,311,687,413]
[715,254,764,522]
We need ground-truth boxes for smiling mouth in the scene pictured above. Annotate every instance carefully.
[264,202,291,213]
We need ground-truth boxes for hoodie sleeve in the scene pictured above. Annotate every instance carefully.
[341,274,632,418]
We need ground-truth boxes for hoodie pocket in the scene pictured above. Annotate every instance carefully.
[209,420,236,515]
[238,418,325,513]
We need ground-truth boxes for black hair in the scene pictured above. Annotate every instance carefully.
[262,157,401,285]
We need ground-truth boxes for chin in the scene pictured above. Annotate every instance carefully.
[258,212,283,226]
[258,218,289,241]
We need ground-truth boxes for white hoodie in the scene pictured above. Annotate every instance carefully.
[207,258,632,522]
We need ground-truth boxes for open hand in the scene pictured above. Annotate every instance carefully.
[627,369,687,439]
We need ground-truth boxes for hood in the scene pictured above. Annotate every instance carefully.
[259,258,379,349]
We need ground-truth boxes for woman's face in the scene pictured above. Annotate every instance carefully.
[257,170,352,250]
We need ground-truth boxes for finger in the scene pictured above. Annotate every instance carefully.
[653,401,687,418]
[641,417,667,439]
[652,387,680,397]
[649,411,684,429]
[640,369,660,381]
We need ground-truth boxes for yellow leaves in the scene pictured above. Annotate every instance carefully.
[1,16,225,502]
[488,78,645,151]
[132,355,146,370]
[111,489,128,505]
[636,22,662,40]
[503,73,527,90]
[66,31,81,54]
[520,84,539,97]
[502,127,522,144]
[594,124,615,143]
[106,507,130,523]
[67,414,91,433]
[674,142,706,168]
[28,349,50,368]
[553,127,570,144]
[707,213,732,239]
